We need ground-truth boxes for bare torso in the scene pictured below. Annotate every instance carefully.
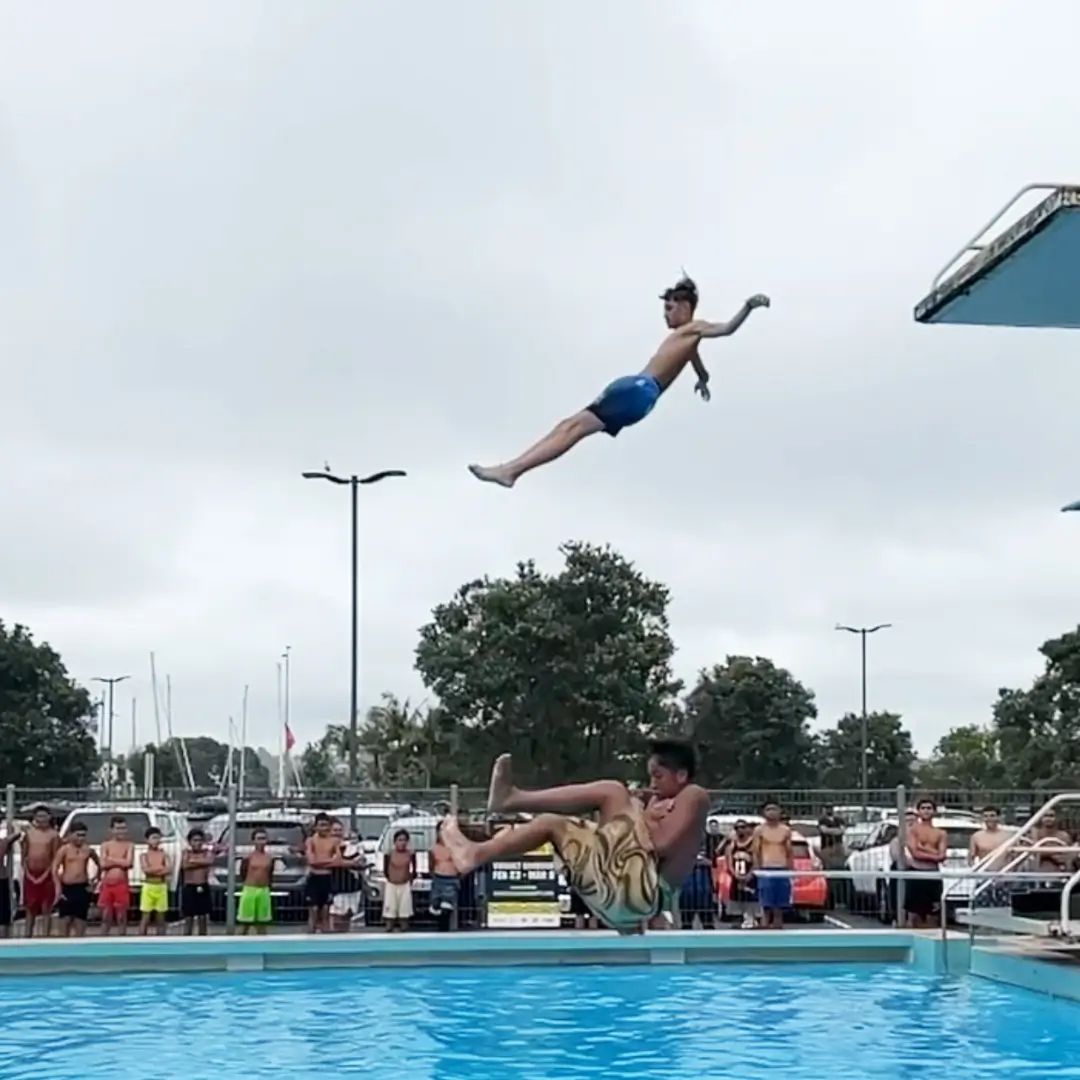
[431,841,457,877]
[57,844,94,885]
[244,851,274,887]
[385,850,414,886]
[183,849,212,885]
[100,840,133,884]
[642,331,701,391]
[641,786,709,890]
[142,849,169,883]
[971,827,1014,867]
[754,823,793,868]
[307,835,340,875]
[23,826,58,879]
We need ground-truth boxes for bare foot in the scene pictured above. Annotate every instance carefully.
[440,815,479,875]
[468,464,515,489]
[487,753,516,812]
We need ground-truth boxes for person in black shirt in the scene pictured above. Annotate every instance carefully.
[818,806,846,908]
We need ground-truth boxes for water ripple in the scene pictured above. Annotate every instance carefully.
[0,963,1077,1080]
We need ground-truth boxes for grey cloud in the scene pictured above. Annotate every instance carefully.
[4,2,1080,759]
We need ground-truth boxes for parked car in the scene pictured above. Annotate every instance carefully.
[59,806,188,911]
[208,811,313,921]
[845,815,979,922]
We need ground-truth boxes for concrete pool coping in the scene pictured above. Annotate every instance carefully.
[1,930,1078,1004]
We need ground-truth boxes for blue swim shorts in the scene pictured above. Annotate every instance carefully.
[756,873,792,911]
[586,374,662,436]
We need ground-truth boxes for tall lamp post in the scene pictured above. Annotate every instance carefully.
[834,623,891,815]
[93,674,130,796]
[302,467,407,813]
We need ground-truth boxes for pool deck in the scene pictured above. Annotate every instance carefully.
[1,930,1078,1004]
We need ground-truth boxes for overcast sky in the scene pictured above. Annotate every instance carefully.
[5,1,1080,767]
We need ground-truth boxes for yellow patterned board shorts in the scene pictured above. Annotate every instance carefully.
[558,813,665,932]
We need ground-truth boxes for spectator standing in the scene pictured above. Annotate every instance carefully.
[20,805,59,938]
[329,820,365,932]
[382,828,415,932]
[752,802,793,929]
[429,822,461,932]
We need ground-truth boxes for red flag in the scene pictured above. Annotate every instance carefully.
[285,723,296,752]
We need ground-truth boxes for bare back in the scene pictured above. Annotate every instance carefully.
[643,331,702,390]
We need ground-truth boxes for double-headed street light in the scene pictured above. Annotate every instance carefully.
[302,467,407,810]
[834,623,892,813]
[92,674,130,796]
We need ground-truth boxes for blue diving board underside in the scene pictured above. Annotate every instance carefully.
[915,187,1080,328]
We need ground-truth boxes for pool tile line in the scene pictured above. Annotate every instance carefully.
[0,929,920,976]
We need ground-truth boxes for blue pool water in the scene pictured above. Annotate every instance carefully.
[1,963,1078,1080]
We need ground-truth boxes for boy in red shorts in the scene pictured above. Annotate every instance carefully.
[98,815,134,934]
[20,805,59,937]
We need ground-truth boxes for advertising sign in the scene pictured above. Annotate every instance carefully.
[486,836,562,928]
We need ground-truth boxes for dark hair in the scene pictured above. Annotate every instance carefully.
[251,827,268,839]
[314,812,332,824]
[145,826,162,839]
[30,803,50,816]
[916,798,936,810]
[982,805,1000,815]
[110,815,126,827]
[660,275,699,312]
[187,827,206,841]
[393,828,410,842]
[647,740,697,779]
[70,820,87,834]
[762,800,780,812]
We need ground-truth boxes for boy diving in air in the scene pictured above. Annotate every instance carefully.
[468,276,770,488]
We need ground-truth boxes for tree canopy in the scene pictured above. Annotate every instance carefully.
[816,711,916,790]
[682,656,819,788]
[414,541,681,786]
[127,735,270,792]
[0,621,99,789]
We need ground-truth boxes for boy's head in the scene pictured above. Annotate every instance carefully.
[145,826,162,847]
[762,801,781,822]
[331,820,344,839]
[31,805,52,829]
[187,827,206,849]
[314,813,332,836]
[393,829,410,851]
[660,275,699,328]
[916,798,935,821]
[251,827,268,848]
[69,821,88,846]
[110,815,128,839]
[647,740,696,799]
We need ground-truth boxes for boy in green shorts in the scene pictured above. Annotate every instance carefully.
[237,827,274,935]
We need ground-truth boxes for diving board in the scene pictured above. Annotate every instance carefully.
[914,184,1080,328]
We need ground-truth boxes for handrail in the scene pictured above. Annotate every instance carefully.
[957,792,1080,896]
[1058,866,1080,937]
[929,182,1078,291]
[962,837,1080,905]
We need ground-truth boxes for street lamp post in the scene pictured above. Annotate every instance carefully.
[302,467,407,815]
[834,623,892,815]
[92,675,131,796]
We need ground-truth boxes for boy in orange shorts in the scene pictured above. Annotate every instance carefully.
[98,815,134,934]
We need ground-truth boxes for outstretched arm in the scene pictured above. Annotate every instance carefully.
[688,294,770,339]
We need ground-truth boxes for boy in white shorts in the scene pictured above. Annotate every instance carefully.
[382,828,415,931]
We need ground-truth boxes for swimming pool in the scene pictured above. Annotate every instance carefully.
[1,963,1077,1079]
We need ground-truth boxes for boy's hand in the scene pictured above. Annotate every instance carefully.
[746,293,770,309]
[694,379,711,402]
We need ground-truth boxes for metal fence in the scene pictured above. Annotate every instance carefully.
[5,785,1075,823]
[4,782,1079,938]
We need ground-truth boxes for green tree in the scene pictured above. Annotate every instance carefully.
[128,736,270,791]
[682,656,818,788]
[816,711,916,790]
[0,621,99,788]
[917,724,1007,789]
[415,541,681,786]
[988,626,1080,790]
[298,725,349,790]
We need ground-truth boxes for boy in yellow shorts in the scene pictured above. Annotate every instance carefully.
[138,826,172,936]
[237,827,275,935]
